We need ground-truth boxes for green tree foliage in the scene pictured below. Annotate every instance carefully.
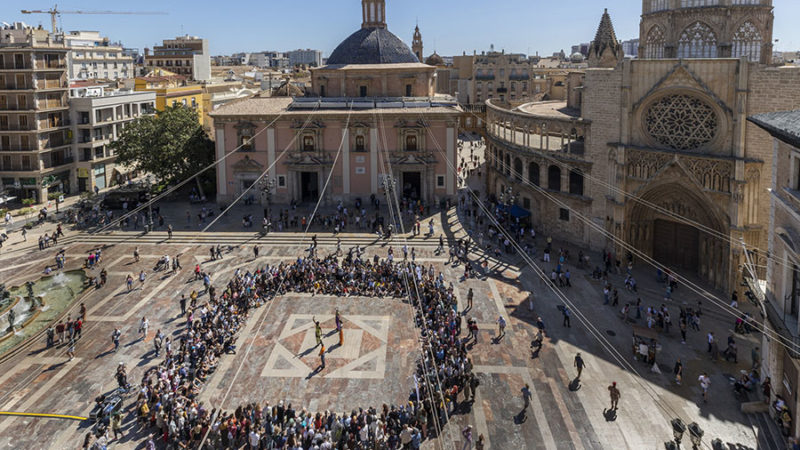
[111,106,215,184]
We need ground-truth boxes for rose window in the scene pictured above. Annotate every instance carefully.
[644,94,718,150]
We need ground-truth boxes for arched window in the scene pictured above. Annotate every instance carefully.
[569,169,584,196]
[406,135,417,151]
[528,162,540,186]
[650,0,668,12]
[732,21,762,62]
[513,158,523,181]
[355,135,365,152]
[678,22,718,58]
[548,165,561,191]
[645,26,666,59]
[303,135,315,152]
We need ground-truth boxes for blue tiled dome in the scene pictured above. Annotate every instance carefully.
[327,27,420,65]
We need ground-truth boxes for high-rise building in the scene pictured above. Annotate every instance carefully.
[287,49,323,67]
[62,31,134,81]
[144,35,211,81]
[0,23,71,202]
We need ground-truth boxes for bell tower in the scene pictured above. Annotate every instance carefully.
[362,0,387,29]
[412,24,423,63]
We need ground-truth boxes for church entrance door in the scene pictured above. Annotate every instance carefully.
[300,172,319,203]
[653,219,700,272]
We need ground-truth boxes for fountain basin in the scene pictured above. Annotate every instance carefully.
[0,270,87,356]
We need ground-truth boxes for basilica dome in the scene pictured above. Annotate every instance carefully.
[327,27,420,65]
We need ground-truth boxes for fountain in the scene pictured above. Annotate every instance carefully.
[0,270,87,355]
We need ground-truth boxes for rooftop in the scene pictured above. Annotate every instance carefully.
[517,101,581,119]
[748,109,800,149]
[210,96,460,117]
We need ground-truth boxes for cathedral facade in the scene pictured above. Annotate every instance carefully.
[485,0,800,293]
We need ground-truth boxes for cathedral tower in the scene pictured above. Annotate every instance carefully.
[587,9,624,68]
[412,25,424,63]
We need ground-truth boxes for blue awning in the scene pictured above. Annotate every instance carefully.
[510,205,531,218]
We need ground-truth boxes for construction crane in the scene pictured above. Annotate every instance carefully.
[21,5,167,34]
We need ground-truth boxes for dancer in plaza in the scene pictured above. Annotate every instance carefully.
[314,317,322,347]
[608,382,621,410]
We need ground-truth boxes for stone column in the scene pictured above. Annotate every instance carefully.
[370,127,378,193]
[267,127,276,185]
[446,127,456,196]
[216,127,227,198]
[336,130,347,200]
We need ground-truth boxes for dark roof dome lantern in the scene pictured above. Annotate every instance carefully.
[362,0,387,29]
[327,0,421,65]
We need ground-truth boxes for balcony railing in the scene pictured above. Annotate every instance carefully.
[0,165,36,172]
[0,125,35,131]
[0,146,38,151]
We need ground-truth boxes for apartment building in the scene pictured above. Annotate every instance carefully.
[0,23,71,202]
[63,31,134,81]
[144,35,211,82]
[69,83,156,192]
[287,49,323,67]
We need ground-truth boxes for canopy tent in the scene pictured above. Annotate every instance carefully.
[498,204,531,219]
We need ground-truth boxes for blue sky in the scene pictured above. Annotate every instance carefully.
[2,0,799,57]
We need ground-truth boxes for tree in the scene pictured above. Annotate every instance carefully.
[111,106,215,186]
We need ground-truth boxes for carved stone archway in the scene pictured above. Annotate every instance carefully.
[626,180,730,290]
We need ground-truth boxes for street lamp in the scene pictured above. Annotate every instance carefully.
[688,422,703,449]
[671,418,686,445]
[145,175,154,233]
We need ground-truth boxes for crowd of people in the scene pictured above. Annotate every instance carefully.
[85,243,482,449]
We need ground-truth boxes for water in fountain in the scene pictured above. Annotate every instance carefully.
[0,270,86,355]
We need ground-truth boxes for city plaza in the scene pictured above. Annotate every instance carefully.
[0,0,797,449]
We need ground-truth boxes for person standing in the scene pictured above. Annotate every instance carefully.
[179,294,187,316]
[138,270,146,288]
[673,359,683,385]
[608,382,620,410]
[698,372,711,403]
[574,353,585,379]
[167,224,173,239]
[521,384,532,411]
[110,411,123,441]
[111,328,121,352]
[253,245,259,259]
[133,246,140,263]
[314,317,322,347]
[126,274,133,292]
[562,306,571,328]
[496,316,506,339]
[461,425,473,450]
[138,316,149,340]
[154,329,164,356]
[319,343,326,370]
[707,332,714,353]
[466,288,474,312]
[66,339,75,361]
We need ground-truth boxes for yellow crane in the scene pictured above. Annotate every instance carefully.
[21,4,167,34]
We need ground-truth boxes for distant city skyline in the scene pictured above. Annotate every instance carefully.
[2,0,799,58]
